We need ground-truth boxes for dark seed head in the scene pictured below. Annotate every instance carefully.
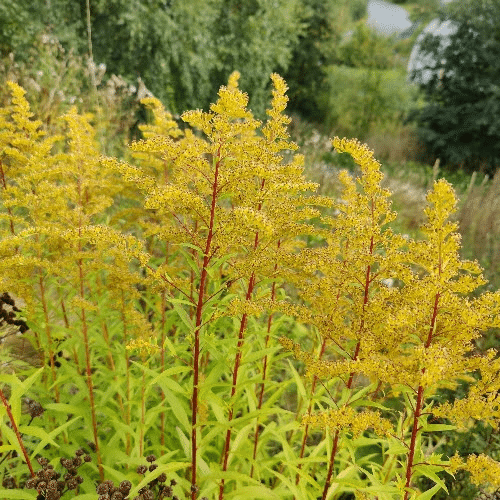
[25,477,38,489]
[28,401,44,418]
[67,478,78,490]
[142,490,154,500]
[97,483,109,495]
[119,480,132,494]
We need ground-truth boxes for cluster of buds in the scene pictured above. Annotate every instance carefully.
[96,479,133,500]
[24,448,91,499]
[97,454,203,500]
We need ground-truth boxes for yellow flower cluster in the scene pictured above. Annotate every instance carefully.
[282,135,500,495]
[126,337,160,358]
[459,453,500,490]
[303,405,393,438]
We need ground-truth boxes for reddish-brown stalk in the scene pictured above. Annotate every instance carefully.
[76,174,103,481]
[294,238,350,489]
[0,387,35,477]
[219,179,266,499]
[0,160,15,236]
[38,275,60,402]
[403,292,440,499]
[295,241,350,489]
[60,298,81,373]
[218,271,256,500]
[120,290,132,455]
[321,231,374,500]
[295,338,327,486]
[250,267,278,479]
[191,148,221,500]
[140,368,146,457]
[77,258,104,482]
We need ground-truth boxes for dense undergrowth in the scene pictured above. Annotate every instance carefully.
[1,72,500,500]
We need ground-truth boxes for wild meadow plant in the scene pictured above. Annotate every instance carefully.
[1,74,500,500]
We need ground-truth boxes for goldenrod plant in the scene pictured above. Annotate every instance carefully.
[0,74,500,500]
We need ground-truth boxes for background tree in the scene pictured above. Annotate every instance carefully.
[1,0,370,120]
[408,0,500,174]
[284,0,367,120]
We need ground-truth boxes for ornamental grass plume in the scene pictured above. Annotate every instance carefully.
[0,82,148,483]
[2,72,500,500]
[104,71,330,499]
[282,138,500,499]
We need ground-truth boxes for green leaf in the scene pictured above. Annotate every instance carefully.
[416,483,443,500]
[287,359,307,399]
[30,415,83,456]
[130,461,190,498]
[0,490,36,499]
[421,423,456,432]
[227,423,254,467]
[10,368,43,423]
[175,246,201,277]
[150,366,190,395]
[227,485,280,499]
[0,424,25,466]
[414,464,448,492]
[169,298,194,331]
[176,426,190,458]
[19,425,58,446]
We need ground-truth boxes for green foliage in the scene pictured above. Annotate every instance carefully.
[338,24,395,70]
[2,74,500,500]
[319,65,418,138]
[0,0,81,58]
[52,0,306,116]
[283,0,368,118]
[408,0,500,174]
[2,0,370,121]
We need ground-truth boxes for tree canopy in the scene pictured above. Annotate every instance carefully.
[409,0,500,173]
[0,0,367,119]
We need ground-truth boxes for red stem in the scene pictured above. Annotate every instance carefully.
[322,232,373,499]
[0,159,16,236]
[38,275,59,402]
[78,259,104,481]
[218,272,256,500]
[191,149,221,500]
[250,277,277,478]
[403,292,440,499]
[295,339,327,485]
[0,387,35,477]
[76,172,103,481]
[219,179,267,497]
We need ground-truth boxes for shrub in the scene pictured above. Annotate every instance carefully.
[318,65,419,139]
[1,74,500,500]
[408,0,500,174]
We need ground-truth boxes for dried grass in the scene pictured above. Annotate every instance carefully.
[458,171,500,286]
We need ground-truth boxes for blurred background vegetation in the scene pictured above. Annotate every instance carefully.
[1,2,500,496]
